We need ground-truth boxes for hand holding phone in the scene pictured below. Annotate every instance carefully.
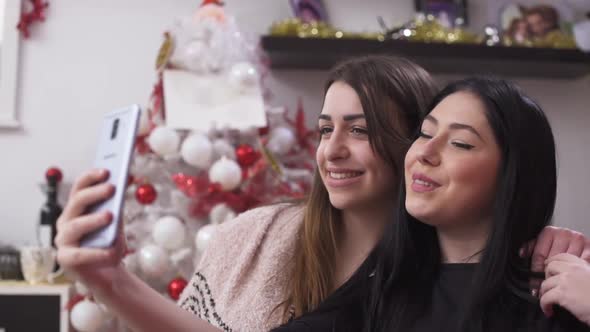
[80,105,141,248]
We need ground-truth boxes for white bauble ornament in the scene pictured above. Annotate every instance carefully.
[267,127,296,155]
[228,62,258,91]
[209,203,237,225]
[212,139,236,160]
[123,252,140,274]
[137,110,151,136]
[152,216,186,251]
[180,133,213,169]
[70,300,105,332]
[138,244,171,279]
[195,224,217,253]
[147,126,180,157]
[208,157,242,191]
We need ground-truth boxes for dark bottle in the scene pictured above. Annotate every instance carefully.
[39,167,63,271]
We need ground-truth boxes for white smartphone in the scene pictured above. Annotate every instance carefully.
[80,105,141,248]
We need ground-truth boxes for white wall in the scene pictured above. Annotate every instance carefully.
[1,0,589,245]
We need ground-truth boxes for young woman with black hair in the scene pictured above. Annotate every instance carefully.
[365,77,590,331]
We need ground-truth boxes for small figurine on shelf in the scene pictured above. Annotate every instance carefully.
[39,167,63,250]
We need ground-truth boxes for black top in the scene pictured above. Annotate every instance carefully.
[272,263,589,332]
[410,263,589,332]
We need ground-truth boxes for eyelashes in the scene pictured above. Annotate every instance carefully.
[318,126,369,137]
[418,132,475,150]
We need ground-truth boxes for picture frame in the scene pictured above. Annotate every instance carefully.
[289,0,329,23]
[488,1,574,42]
[0,0,21,128]
[414,0,468,27]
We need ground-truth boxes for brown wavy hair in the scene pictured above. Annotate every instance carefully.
[279,55,438,321]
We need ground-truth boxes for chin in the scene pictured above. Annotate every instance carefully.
[406,204,438,226]
[328,193,363,210]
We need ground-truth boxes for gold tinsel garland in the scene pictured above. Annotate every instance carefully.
[269,16,577,49]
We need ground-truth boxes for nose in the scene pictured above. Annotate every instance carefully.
[416,139,441,167]
[324,131,350,161]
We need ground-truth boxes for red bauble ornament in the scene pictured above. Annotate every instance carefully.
[201,0,224,6]
[45,167,63,183]
[235,144,260,167]
[168,277,188,301]
[135,183,157,205]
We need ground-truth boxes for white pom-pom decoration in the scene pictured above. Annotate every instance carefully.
[208,157,242,191]
[70,300,105,332]
[180,133,213,169]
[137,109,151,137]
[267,127,296,155]
[138,244,171,279]
[195,224,217,253]
[209,203,236,224]
[152,216,186,251]
[147,126,180,157]
[228,62,258,91]
[212,139,236,160]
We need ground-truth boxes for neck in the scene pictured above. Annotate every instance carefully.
[332,202,392,287]
[437,218,490,264]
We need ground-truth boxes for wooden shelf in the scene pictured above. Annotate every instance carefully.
[261,36,590,79]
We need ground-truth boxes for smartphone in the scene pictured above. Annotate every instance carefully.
[80,105,141,248]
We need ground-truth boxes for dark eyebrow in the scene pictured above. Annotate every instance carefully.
[425,114,484,141]
[318,114,365,121]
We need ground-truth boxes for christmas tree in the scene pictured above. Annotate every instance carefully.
[68,2,315,331]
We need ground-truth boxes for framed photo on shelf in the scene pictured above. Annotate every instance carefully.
[289,0,329,23]
[414,0,468,27]
[488,1,574,43]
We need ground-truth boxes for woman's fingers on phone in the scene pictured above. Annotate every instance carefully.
[57,246,118,267]
[56,212,113,246]
[61,182,115,221]
[69,169,109,199]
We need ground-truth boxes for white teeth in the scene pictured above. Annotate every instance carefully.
[414,179,433,187]
[328,171,362,179]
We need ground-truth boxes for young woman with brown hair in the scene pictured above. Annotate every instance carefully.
[54,56,589,332]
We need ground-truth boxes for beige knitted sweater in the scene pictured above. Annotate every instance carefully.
[177,204,304,332]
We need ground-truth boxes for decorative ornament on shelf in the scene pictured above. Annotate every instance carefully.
[483,25,501,46]
[16,0,49,38]
[269,18,384,40]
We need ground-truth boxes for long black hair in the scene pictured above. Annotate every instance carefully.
[365,77,557,331]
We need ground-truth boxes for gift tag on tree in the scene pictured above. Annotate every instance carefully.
[163,65,267,132]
